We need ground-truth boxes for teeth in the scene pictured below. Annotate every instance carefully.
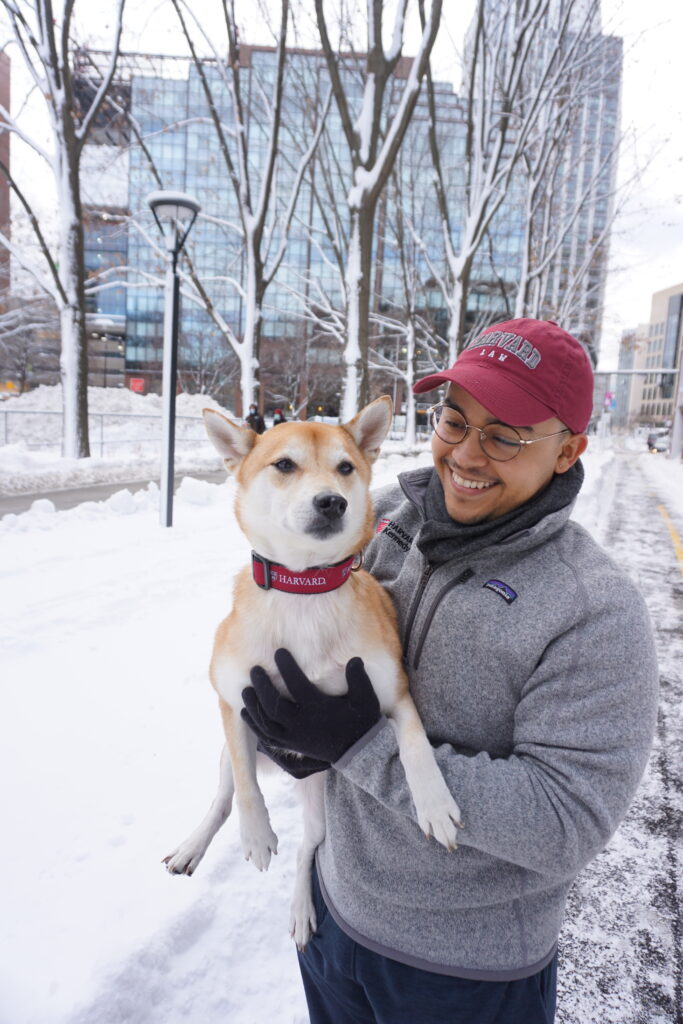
[451,471,494,491]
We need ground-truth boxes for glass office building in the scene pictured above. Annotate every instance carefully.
[79,32,619,410]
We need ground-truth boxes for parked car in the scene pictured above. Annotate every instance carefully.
[647,431,669,453]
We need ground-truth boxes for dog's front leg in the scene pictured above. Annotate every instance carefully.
[164,741,235,876]
[222,698,279,871]
[390,692,462,851]
[290,771,326,950]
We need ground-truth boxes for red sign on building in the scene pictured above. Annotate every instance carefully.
[129,378,145,394]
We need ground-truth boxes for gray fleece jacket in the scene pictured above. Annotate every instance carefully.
[316,466,659,980]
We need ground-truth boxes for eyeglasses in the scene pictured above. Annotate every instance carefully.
[429,404,570,462]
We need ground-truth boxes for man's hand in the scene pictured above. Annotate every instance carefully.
[241,648,381,765]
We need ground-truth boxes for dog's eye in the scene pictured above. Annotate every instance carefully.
[337,461,354,476]
[273,457,297,473]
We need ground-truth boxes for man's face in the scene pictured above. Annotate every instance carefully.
[431,384,588,524]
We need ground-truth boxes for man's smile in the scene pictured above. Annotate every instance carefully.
[447,466,497,493]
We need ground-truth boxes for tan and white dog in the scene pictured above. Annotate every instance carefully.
[164,396,461,948]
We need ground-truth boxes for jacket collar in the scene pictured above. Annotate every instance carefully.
[397,464,583,562]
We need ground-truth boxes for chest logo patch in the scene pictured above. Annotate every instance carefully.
[376,518,413,553]
[483,579,518,604]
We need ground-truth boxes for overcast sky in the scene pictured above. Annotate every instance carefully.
[11,0,683,367]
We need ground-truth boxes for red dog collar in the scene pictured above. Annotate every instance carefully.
[252,552,356,594]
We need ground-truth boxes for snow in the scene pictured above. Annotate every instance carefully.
[1,408,682,1023]
[0,385,231,494]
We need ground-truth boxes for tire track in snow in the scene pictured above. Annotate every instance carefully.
[558,453,683,1024]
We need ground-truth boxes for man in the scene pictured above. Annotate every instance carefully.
[242,319,658,1024]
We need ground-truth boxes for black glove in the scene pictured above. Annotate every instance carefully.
[241,648,381,765]
[257,739,330,780]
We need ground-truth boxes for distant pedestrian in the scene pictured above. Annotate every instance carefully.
[272,408,287,426]
[245,403,266,434]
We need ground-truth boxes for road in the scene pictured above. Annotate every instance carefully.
[0,469,227,516]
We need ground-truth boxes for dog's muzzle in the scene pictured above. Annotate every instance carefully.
[313,492,347,521]
[307,491,348,537]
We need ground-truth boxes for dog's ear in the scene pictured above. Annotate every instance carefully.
[343,395,393,464]
[203,408,256,473]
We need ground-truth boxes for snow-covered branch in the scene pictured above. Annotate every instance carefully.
[74,0,126,147]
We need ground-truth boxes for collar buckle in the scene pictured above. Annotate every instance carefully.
[251,552,273,590]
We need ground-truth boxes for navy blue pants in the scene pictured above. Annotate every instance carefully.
[297,870,557,1024]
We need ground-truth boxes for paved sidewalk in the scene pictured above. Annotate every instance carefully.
[557,453,683,1023]
[0,470,227,516]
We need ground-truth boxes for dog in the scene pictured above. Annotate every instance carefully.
[163,396,462,948]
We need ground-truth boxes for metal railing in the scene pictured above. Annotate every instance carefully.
[0,408,209,457]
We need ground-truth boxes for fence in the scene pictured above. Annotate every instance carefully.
[0,409,209,457]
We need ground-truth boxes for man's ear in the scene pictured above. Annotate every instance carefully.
[343,395,393,464]
[203,408,257,474]
[555,432,588,474]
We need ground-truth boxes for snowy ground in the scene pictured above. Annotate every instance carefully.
[1,405,682,1024]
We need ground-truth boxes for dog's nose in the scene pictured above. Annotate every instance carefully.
[313,492,348,521]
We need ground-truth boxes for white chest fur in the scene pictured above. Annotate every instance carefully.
[212,582,370,707]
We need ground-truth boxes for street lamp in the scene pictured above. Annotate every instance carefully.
[147,190,201,527]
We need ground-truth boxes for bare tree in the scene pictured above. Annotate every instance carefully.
[420,0,609,361]
[368,154,448,444]
[314,0,443,419]
[0,288,59,389]
[511,1,624,343]
[168,0,328,414]
[0,0,126,456]
[177,331,240,402]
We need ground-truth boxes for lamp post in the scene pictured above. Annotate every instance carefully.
[147,190,201,527]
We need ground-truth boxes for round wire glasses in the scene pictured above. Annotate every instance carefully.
[428,404,569,463]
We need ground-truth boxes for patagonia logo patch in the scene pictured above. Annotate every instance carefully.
[376,518,413,553]
[483,579,517,604]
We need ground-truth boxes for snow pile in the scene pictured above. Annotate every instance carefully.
[1,382,234,418]
[0,385,429,496]
[638,448,683,508]
[0,386,231,494]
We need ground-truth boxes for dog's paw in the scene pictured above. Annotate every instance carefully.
[163,839,207,876]
[290,894,317,951]
[418,802,461,850]
[414,786,463,851]
[240,819,278,872]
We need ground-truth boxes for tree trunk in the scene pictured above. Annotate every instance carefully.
[242,246,264,410]
[404,317,417,446]
[448,257,472,363]
[58,153,90,459]
[342,203,376,420]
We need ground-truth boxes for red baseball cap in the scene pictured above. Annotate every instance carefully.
[413,318,594,433]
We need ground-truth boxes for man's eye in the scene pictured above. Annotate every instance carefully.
[273,458,296,473]
[490,434,520,450]
[337,461,354,475]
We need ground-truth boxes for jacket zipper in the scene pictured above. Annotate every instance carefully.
[402,561,436,662]
[411,567,475,670]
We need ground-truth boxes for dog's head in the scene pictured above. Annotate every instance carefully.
[203,397,392,569]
